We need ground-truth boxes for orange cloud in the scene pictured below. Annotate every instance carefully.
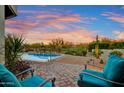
[110,17,124,23]
[22,29,96,44]
[36,14,59,19]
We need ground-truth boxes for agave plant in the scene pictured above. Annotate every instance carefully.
[5,34,24,67]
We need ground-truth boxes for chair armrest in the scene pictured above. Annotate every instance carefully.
[39,77,56,87]
[16,68,34,77]
[81,72,124,86]
[84,64,103,70]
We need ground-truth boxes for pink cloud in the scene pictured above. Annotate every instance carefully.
[5,13,81,31]
[6,9,97,31]
[35,14,81,23]
[50,24,66,30]
[101,12,124,23]
[113,31,124,39]
[5,17,97,44]
[5,27,26,35]
[6,9,97,44]
[35,14,96,29]
[5,19,38,31]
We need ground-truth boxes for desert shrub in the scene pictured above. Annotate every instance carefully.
[110,50,123,57]
[63,47,87,56]
[64,49,75,55]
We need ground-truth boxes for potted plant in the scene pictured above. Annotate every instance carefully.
[5,34,31,77]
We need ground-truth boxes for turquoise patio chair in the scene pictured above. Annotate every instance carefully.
[0,64,55,87]
[78,55,124,87]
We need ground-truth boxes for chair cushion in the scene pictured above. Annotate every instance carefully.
[79,69,109,87]
[20,75,52,87]
[103,55,124,82]
[0,64,21,87]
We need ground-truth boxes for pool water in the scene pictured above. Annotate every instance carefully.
[21,53,62,62]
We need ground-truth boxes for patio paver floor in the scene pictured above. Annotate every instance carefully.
[30,62,84,87]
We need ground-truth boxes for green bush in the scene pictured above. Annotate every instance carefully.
[110,50,123,57]
[63,47,87,56]
[81,49,87,56]
[64,49,75,55]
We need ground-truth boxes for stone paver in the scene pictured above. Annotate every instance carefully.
[30,62,84,87]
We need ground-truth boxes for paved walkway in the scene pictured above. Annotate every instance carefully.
[30,62,84,87]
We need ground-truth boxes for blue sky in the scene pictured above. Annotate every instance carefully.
[5,5,124,44]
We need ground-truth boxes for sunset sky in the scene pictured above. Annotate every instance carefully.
[5,5,124,44]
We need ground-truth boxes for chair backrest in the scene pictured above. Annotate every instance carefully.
[103,55,124,83]
[0,64,21,87]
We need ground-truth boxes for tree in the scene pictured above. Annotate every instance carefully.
[49,38,65,53]
[101,37,112,43]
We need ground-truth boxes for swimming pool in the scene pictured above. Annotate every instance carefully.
[21,53,62,62]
